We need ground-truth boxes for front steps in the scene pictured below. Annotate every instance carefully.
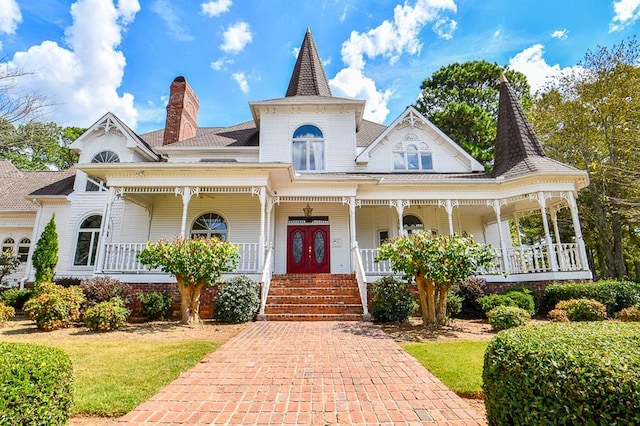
[263,273,364,321]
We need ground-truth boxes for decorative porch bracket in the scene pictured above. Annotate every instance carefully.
[390,199,410,237]
[175,186,200,237]
[438,199,459,235]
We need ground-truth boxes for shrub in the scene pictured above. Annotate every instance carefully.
[548,308,569,322]
[83,297,130,331]
[371,276,418,323]
[446,292,463,318]
[0,341,73,425]
[478,289,535,315]
[54,277,82,288]
[618,306,640,322]
[450,276,486,318]
[0,288,32,309]
[483,322,640,425]
[556,298,607,321]
[0,302,15,325]
[213,275,260,323]
[80,276,134,307]
[23,282,85,331]
[543,279,640,315]
[138,291,174,321]
[486,305,530,331]
[32,215,59,285]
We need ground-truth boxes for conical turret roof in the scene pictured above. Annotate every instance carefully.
[285,28,332,97]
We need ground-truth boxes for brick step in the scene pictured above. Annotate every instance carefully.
[270,280,359,288]
[268,287,360,296]
[267,295,362,305]
[264,304,363,315]
[264,313,363,321]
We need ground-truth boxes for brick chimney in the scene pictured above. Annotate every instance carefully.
[162,76,199,145]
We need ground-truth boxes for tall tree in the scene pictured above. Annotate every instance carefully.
[415,61,531,169]
[32,215,59,285]
[531,38,640,279]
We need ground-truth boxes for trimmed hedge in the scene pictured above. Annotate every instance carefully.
[555,298,607,322]
[371,276,417,323]
[544,279,640,314]
[486,305,530,331]
[0,342,73,425]
[213,275,260,323]
[138,291,174,321]
[478,289,536,315]
[483,322,640,425]
[83,297,130,331]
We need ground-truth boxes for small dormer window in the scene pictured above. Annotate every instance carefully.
[393,142,433,171]
[92,151,119,163]
[292,125,324,171]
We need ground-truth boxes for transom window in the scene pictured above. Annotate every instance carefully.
[2,238,15,253]
[191,213,228,240]
[403,215,424,235]
[292,125,324,171]
[393,143,433,171]
[17,238,30,262]
[74,215,102,266]
[92,151,119,163]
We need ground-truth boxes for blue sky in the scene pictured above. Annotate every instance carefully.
[1,0,639,134]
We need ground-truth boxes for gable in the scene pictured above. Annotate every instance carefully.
[357,107,484,173]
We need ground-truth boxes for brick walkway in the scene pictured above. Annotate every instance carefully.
[119,322,486,425]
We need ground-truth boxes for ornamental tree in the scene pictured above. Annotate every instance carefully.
[137,236,240,324]
[32,214,58,286]
[376,233,492,326]
[0,249,20,285]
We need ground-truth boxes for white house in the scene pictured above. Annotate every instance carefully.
[0,30,591,319]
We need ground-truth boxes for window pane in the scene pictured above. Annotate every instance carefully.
[293,125,323,139]
[421,153,433,170]
[393,152,405,170]
[292,231,303,264]
[74,232,91,265]
[309,141,324,170]
[89,233,99,266]
[292,141,307,170]
[81,215,102,229]
[407,153,419,169]
[314,231,325,263]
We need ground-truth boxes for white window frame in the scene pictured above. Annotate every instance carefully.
[73,214,102,267]
[292,125,325,172]
[393,141,433,171]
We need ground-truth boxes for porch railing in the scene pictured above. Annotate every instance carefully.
[351,242,370,317]
[102,242,261,273]
[360,243,583,276]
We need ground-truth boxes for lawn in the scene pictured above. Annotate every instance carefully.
[403,340,488,398]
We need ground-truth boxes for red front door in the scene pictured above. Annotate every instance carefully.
[287,225,330,273]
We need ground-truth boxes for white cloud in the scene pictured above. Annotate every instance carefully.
[7,0,140,127]
[0,0,22,34]
[210,57,234,71]
[508,44,582,93]
[330,0,457,122]
[221,22,253,54]
[551,29,568,39]
[232,72,249,94]
[610,0,640,31]
[151,0,194,41]
[201,0,232,17]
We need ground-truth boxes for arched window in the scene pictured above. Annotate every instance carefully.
[393,142,433,171]
[292,125,324,171]
[403,214,424,235]
[191,213,228,240]
[17,238,30,262]
[1,238,14,253]
[73,215,102,266]
[92,151,119,163]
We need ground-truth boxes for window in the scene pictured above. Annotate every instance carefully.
[292,125,324,171]
[91,151,119,163]
[378,230,389,246]
[393,143,433,171]
[17,238,30,262]
[1,238,14,253]
[191,213,228,240]
[74,215,102,266]
[86,175,107,192]
[403,215,424,235]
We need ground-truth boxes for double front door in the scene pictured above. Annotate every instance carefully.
[286,225,330,273]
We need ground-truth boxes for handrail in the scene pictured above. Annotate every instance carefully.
[259,246,273,316]
[352,242,370,319]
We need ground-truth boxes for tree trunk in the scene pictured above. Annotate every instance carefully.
[611,213,628,278]
[415,273,429,324]
[435,285,450,325]
[176,276,206,325]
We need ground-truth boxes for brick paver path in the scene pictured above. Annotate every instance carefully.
[120,322,486,425]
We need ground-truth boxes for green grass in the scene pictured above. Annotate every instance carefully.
[403,340,488,398]
[2,338,217,416]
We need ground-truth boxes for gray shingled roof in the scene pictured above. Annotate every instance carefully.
[357,120,386,148]
[147,120,259,149]
[285,29,332,97]
[0,161,75,212]
[493,76,578,178]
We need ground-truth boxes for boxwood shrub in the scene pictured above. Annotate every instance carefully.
[371,276,417,322]
[138,291,174,321]
[83,297,130,331]
[486,305,530,331]
[483,322,640,425]
[213,275,260,323]
[478,289,535,315]
[555,298,607,322]
[0,342,73,425]
[543,279,640,314]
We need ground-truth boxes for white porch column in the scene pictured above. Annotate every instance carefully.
[567,191,590,271]
[348,196,358,248]
[536,192,558,271]
[513,212,522,246]
[258,187,266,270]
[96,187,117,273]
[175,186,198,237]
[266,196,278,249]
[550,208,562,246]
[391,199,409,236]
[491,200,510,274]
[440,199,457,235]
